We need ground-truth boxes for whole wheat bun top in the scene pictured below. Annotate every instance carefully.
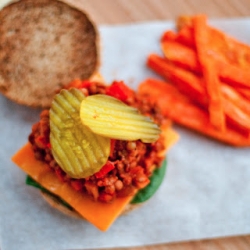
[0,0,98,107]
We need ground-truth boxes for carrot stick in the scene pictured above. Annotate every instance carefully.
[161,41,200,73]
[161,30,177,42]
[193,14,225,132]
[160,97,250,146]
[221,84,250,116]
[147,54,207,107]
[222,98,250,133]
[161,39,250,89]
[175,25,195,48]
[147,54,250,134]
[139,79,250,146]
[202,60,226,131]
[176,21,250,68]
[138,78,192,104]
[161,40,250,111]
[176,15,193,31]
[218,64,250,88]
[146,15,250,145]
[236,87,250,99]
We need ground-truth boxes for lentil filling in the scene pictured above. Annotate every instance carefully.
[28,81,168,203]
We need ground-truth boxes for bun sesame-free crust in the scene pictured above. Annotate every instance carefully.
[0,0,98,107]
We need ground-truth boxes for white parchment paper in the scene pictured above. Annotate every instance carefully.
[1,18,250,250]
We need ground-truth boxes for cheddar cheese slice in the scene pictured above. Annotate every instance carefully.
[12,143,134,231]
[12,127,179,231]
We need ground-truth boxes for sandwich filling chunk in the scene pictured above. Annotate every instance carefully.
[28,80,170,203]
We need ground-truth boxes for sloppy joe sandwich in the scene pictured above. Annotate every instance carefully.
[12,79,179,231]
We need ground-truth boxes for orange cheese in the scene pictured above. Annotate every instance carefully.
[12,143,134,231]
[12,127,179,231]
[160,124,179,157]
[167,128,179,150]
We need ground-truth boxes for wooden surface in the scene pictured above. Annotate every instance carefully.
[69,0,250,24]
[69,0,249,249]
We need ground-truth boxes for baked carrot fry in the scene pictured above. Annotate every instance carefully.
[176,15,193,31]
[147,54,207,107]
[218,64,250,88]
[221,84,250,116]
[155,42,250,111]
[139,79,250,146]
[203,60,226,131]
[163,97,250,145]
[147,14,250,145]
[147,54,250,134]
[193,14,225,132]
[161,41,199,73]
[175,25,195,48]
[176,22,250,68]
[222,98,250,132]
[138,78,192,104]
[161,40,250,88]
[236,87,250,99]
[161,30,177,42]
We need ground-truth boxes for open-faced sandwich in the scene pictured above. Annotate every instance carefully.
[3,0,178,231]
[12,79,178,231]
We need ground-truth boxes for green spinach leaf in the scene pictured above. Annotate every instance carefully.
[131,159,167,204]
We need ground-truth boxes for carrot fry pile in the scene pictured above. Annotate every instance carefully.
[140,14,250,146]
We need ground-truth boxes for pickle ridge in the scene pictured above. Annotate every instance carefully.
[50,89,110,178]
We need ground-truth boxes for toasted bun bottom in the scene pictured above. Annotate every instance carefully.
[41,191,142,220]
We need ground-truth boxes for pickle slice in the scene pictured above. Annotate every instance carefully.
[80,94,161,143]
[50,89,110,179]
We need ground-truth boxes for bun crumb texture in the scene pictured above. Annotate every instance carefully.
[0,0,98,107]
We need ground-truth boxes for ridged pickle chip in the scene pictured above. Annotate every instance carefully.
[80,94,161,143]
[49,89,110,179]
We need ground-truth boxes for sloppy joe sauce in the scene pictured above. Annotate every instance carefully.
[28,81,168,203]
